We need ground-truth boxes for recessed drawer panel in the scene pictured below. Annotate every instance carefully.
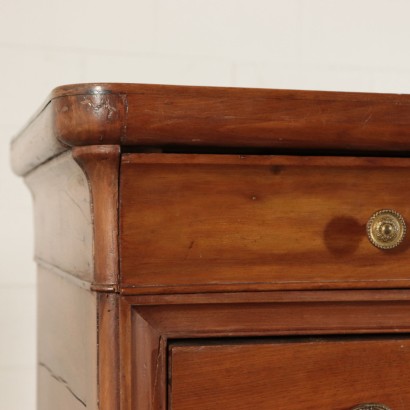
[169,337,410,410]
[120,153,410,293]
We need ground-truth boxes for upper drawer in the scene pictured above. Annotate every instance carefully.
[120,153,410,294]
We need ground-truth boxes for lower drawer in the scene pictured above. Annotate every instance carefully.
[169,337,410,409]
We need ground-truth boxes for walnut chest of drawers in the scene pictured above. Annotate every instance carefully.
[11,83,410,410]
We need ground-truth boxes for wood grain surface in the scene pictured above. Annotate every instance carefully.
[37,266,98,410]
[12,83,410,175]
[169,337,410,410]
[50,83,410,152]
[120,153,410,293]
[25,151,94,281]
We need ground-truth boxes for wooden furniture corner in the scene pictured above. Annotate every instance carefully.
[11,83,410,410]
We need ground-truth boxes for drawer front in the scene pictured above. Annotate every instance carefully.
[120,153,410,293]
[169,337,410,410]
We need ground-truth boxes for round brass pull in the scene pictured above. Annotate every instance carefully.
[367,209,406,249]
[351,404,391,410]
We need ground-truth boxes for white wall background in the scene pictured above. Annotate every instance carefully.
[2,0,410,408]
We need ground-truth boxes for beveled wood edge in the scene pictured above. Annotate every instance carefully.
[120,279,410,296]
[122,152,410,167]
[73,145,120,287]
[122,289,410,305]
[120,296,167,410]
[134,310,167,410]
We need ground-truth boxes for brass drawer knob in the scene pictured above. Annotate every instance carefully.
[352,404,391,410]
[367,209,406,249]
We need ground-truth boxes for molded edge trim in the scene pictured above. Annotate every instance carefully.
[11,82,410,176]
[73,145,121,287]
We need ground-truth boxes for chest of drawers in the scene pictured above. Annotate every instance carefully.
[11,83,410,409]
